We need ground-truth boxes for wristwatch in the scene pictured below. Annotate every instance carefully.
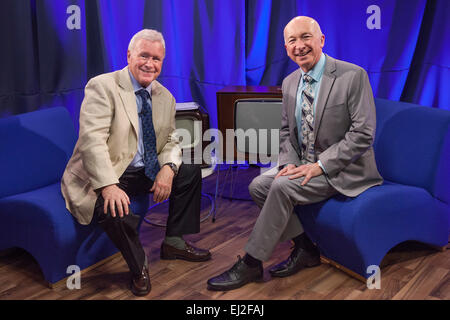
[165,162,178,176]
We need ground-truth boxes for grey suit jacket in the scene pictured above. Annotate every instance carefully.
[61,66,182,225]
[279,54,383,197]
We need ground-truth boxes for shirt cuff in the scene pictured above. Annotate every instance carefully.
[318,160,327,175]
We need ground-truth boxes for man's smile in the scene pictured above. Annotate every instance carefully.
[296,49,311,57]
[140,69,155,74]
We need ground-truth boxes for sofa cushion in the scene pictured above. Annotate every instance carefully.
[0,181,150,283]
[0,107,76,198]
[0,182,151,249]
[0,182,89,249]
[298,180,449,277]
[374,98,450,203]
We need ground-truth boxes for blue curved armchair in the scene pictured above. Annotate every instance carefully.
[0,107,149,286]
[296,98,450,280]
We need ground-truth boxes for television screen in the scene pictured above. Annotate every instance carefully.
[175,104,211,167]
[234,98,282,162]
[216,85,282,163]
[175,116,201,149]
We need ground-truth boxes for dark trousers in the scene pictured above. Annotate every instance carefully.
[93,163,202,276]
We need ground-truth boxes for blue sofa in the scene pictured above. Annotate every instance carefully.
[0,107,150,286]
[297,98,450,280]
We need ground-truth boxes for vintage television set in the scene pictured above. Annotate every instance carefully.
[175,102,211,167]
[216,86,282,163]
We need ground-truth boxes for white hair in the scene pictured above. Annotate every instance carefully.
[128,29,166,55]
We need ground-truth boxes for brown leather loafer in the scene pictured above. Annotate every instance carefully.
[130,265,151,296]
[160,241,211,262]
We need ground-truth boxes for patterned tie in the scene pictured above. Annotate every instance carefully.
[136,89,159,181]
[300,74,316,164]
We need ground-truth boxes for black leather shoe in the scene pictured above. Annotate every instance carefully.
[130,265,151,296]
[160,241,211,262]
[269,246,320,278]
[207,256,263,291]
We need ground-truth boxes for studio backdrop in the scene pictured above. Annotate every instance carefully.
[0,0,448,130]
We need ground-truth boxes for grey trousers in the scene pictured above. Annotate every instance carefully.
[245,172,338,261]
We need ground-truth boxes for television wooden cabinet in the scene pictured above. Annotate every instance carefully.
[216,85,282,162]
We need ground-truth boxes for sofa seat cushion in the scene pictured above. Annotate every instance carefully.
[0,182,150,283]
[0,182,151,248]
[0,182,78,248]
[297,180,449,277]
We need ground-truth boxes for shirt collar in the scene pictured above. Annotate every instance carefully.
[301,52,326,82]
[128,69,152,97]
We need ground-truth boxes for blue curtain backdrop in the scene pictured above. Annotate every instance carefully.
[0,0,448,130]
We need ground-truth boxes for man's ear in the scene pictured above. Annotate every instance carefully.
[127,50,131,64]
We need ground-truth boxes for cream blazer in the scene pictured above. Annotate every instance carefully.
[61,66,181,225]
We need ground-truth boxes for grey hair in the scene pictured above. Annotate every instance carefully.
[128,29,166,55]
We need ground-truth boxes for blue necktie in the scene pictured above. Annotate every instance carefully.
[136,89,159,181]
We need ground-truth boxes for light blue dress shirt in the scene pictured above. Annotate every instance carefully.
[128,70,153,169]
[294,53,327,172]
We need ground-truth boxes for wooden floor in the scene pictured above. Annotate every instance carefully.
[0,189,449,300]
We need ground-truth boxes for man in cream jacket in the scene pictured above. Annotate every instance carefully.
[61,29,210,296]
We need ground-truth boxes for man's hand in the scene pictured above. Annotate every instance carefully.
[150,165,175,203]
[276,162,324,186]
[275,164,297,179]
[101,184,130,218]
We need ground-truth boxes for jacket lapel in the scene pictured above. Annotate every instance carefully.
[314,54,336,139]
[289,69,302,153]
[150,80,163,135]
[118,67,139,138]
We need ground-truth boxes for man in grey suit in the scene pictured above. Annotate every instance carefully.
[207,16,383,291]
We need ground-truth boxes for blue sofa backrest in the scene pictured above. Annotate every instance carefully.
[374,98,450,204]
[0,107,77,198]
